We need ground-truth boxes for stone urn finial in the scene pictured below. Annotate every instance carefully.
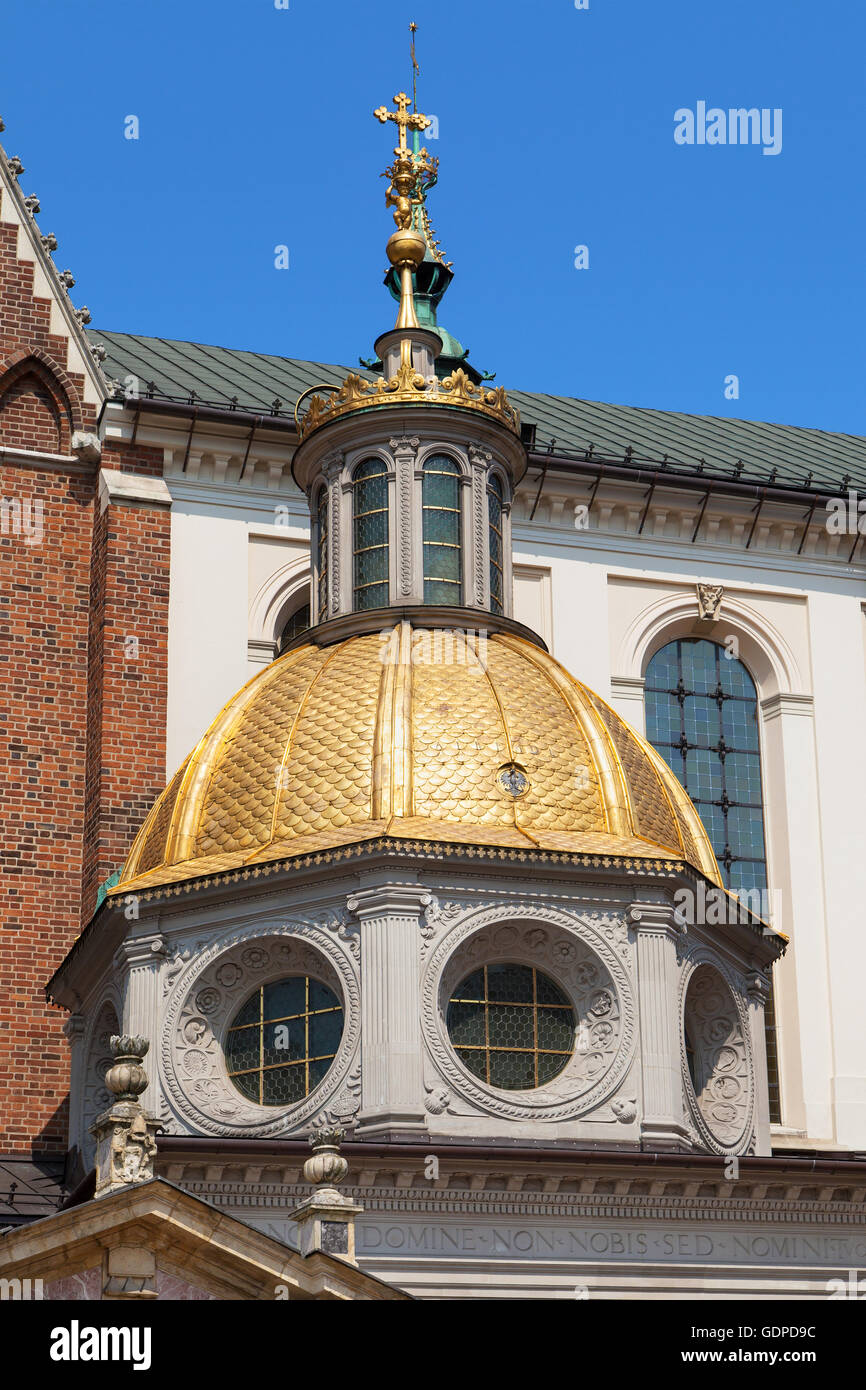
[105,1035,150,1102]
[289,1120,363,1263]
[303,1123,349,1198]
[91,1036,160,1199]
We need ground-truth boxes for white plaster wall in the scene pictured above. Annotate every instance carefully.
[167,501,251,773]
[807,589,866,1147]
[524,534,866,1149]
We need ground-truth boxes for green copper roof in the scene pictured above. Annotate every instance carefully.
[89,329,866,493]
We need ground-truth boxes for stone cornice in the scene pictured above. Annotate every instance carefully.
[98,467,172,511]
[174,1178,866,1226]
[760,691,816,720]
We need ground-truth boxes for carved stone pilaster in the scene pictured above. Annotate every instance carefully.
[630,903,691,1150]
[321,450,344,618]
[468,444,492,608]
[348,880,431,1132]
[63,1014,87,1160]
[746,970,773,1155]
[390,436,420,601]
[114,933,166,1112]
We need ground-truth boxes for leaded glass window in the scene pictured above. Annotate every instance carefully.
[353,457,389,611]
[316,485,328,618]
[488,474,504,614]
[447,963,576,1090]
[225,976,343,1106]
[279,602,311,652]
[644,638,781,1122]
[422,454,462,604]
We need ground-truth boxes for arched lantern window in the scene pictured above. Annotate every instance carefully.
[422,454,462,604]
[352,457,389,611]
[488,473,504,615]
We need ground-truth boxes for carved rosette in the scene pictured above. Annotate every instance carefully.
[161,918,360,1138]
[680,956,755,1155]
[421,903,635,1122]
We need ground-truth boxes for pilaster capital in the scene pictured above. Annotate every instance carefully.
[347,882,432,922]
[628,902,686,938]
[388,435,420,459]
[746,969,771,1004]
[63,1013,86,1043]
[321,448,344,483]
[468,443,493,470]
[114,933,167,972]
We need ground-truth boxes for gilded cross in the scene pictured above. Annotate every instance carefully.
[374,92,431,153]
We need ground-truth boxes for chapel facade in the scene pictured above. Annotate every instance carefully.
[1,84,865,1299]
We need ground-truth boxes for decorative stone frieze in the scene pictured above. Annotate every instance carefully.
[161,918,360,1138]
[421,902,636,1124]
[680,956,755,1156]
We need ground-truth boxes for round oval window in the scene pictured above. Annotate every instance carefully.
[446,963,576,1090]
[225,976,343,1106]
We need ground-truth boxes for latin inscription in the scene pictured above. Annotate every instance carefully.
[356,1222,866,1266]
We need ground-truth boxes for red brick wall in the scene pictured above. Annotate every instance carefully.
[0,460,95,1152]
[81,484,170,921]
[0,373,64,452]
[0,185,170,1156]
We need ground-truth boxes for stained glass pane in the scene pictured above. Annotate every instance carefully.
[489,1050,535,1089]
[309,1009,344,1057]
[263,1018,304,1066]
[536,1009,575,1052]
[225,1025,259,1074]
[263,1065,306,1106]
[488,1003,535,1050]
[447,964,575,1091]
[423,544,461,580]
[353,457,389,611]
[264,977,306,1020]
[487,963,532,1003]
[231,993,260,1028]
[722,699,759,750]
[684,695,721,746]
[680,639,717,693]
[447,1000,486,1046]
[645,690,679,744]
[457,969,485,1000]
[226,977,343,1107]
[423,454,461,605]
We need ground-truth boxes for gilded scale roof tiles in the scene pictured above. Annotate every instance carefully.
[115,625,721,894]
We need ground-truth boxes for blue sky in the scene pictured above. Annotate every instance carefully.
[2,0,864,433]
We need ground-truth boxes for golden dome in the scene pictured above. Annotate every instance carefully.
[115,624,721,895]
